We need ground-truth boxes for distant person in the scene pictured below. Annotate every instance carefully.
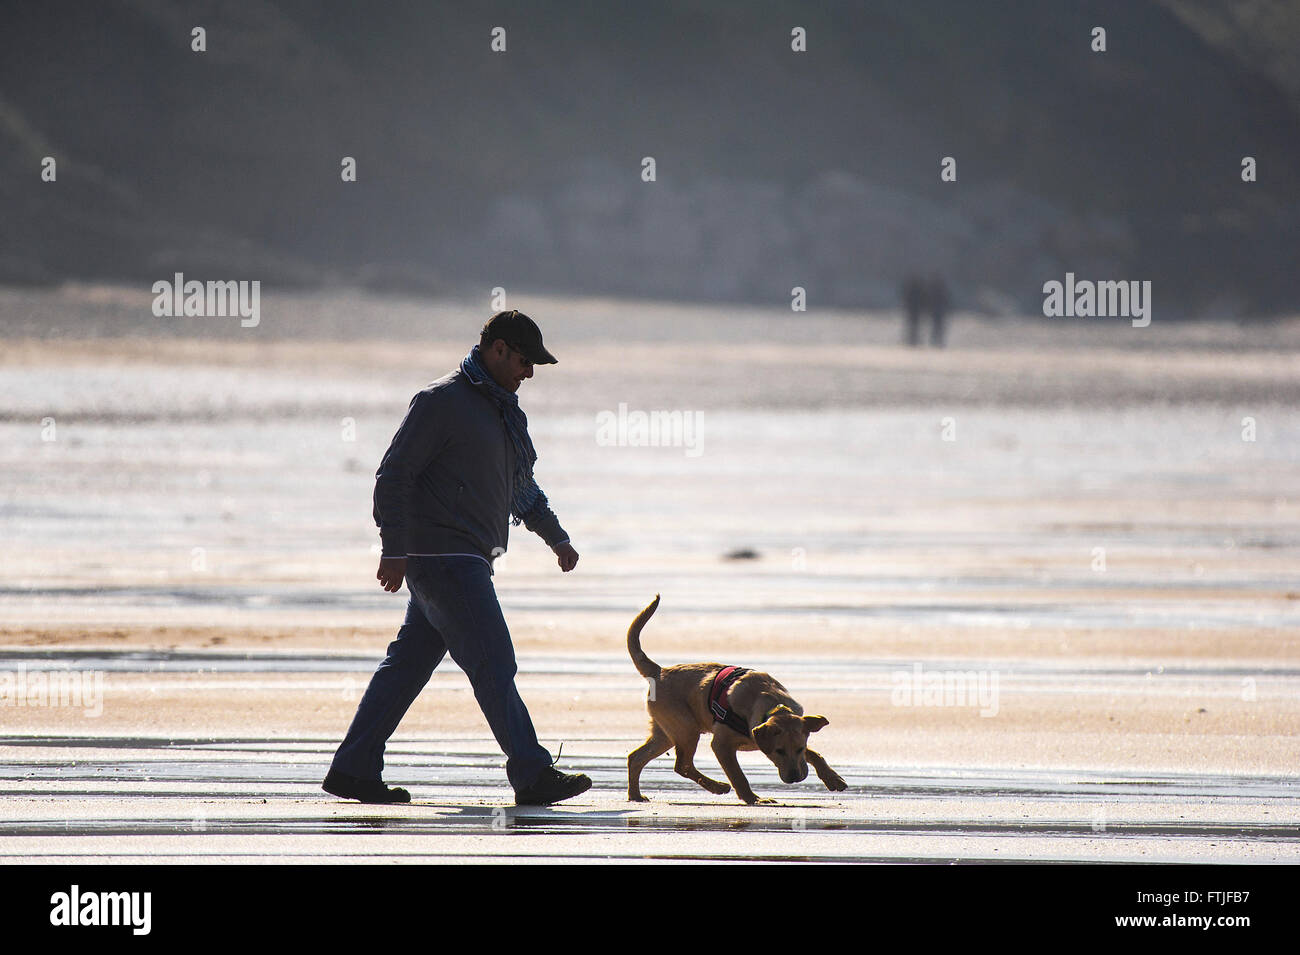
[323,309,590,806]
[902,273,927,347]
[927,273,950,348]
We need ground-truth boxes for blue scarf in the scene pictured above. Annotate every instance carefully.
[460,345,546,525]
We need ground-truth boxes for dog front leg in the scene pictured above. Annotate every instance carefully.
[806,748,847,792]
[711,734,772,805]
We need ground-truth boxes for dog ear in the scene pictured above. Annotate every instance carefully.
[752,721,775,747]
[802,715,829,734]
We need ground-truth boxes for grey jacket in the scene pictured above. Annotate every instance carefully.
[373,369,568,561]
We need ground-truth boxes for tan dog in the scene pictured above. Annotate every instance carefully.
[626,594,847,805]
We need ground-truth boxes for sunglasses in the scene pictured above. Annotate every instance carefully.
[505,342,534,368]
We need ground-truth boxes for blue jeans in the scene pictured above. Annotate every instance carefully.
[330,556,553,791]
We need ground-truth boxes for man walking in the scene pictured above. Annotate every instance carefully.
[323,309,591,805]
[901,273,927,347]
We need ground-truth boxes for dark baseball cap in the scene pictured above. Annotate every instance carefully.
[480,309,557,364]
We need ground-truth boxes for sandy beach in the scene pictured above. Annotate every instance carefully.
[1,286,1297,862]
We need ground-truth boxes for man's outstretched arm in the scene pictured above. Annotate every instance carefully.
[519,489,578,572]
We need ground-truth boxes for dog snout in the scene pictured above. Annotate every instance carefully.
[780,765,808,784]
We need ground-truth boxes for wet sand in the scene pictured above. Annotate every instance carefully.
[1,286,1297,862]
[3,735,1297,864]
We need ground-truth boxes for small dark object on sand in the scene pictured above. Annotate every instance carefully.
[724,548,761,560]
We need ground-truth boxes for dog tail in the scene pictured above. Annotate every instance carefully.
[627,594,662,681]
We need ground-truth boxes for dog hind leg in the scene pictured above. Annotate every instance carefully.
[671,732,731,796]
[627,723,672,802]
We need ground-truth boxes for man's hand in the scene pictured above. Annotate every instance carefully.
[377,556,407,593]
[553,541,579,573]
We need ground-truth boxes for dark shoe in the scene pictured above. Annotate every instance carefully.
[514,766,592,806]
[322,768,410,804]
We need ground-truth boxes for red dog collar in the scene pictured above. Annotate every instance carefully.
[708,666,751,736]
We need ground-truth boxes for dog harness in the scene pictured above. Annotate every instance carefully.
[709,666,752,736]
